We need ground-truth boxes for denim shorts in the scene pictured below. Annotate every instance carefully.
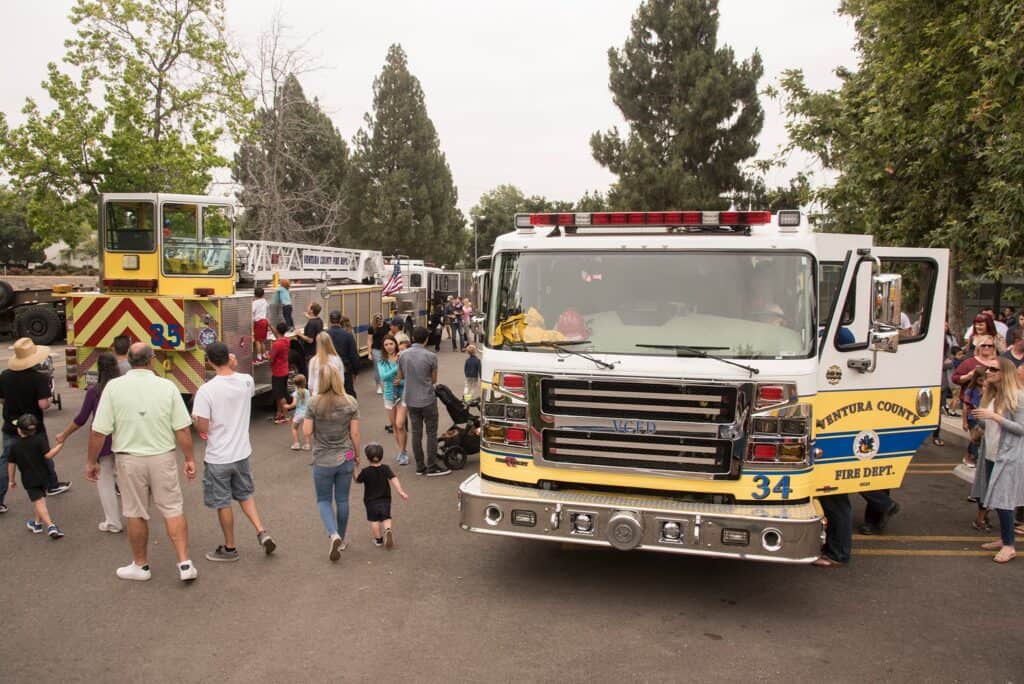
[203,458,255,509]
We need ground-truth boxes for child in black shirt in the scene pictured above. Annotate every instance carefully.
[353,443,408,549]
[7,414,65,538]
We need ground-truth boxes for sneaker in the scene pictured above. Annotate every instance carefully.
[47,481,72,496]
[329,534,343,562]
[384,528,394,550]
[385,424,394,433]
[178,561,198,581]
[290,442,301,450]
[373,538,384,547]
[98,521,123,533]
[257,530,276,555]
[376,386,383,395]
[26,519,44,534]
[47,524,64,539]
[397,452,409,466]
[0,504,8,514]
[416,467,427,476]
[205,545,240,562]
[116,562,152,581]
[302,444,311,451]
[426,464,452,477]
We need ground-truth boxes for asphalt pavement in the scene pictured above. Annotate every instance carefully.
[1,342,1022,683]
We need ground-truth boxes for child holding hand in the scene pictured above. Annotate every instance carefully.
[286,374,311,450]
[7,414,65,539]
[353,443,408,549]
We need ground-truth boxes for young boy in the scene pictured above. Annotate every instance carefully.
[252,286,269,361]
[7,414,65,539]
[464,344,481,401]
[270,322,292,423]
[353,443,408,549]
[275,279,293,331]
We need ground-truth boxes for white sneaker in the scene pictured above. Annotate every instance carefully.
[329,533,343,562]
[116,562,152,581]
[376,386,383,395]
[98,521,123,533]
[178,560,198,582]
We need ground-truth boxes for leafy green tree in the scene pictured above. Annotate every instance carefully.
[0,190,45,266]
[591,0,764,210]
[778,0,1024,326]
[0,0,250,248]
[348,44,465,265]
[235,73,349,244]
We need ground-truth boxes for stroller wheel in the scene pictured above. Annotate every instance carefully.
[444,446,467,470]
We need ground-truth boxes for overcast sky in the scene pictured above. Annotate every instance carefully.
[0,1,857,218]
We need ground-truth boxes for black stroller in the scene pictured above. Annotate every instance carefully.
[435,384,481,470]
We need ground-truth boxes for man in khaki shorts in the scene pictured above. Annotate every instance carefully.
[88,343,199,582]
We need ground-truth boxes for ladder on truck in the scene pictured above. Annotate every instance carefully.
[237,240,383,286]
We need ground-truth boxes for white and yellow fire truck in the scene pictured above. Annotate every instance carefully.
[65,193,385,392]
[458,210,948,563]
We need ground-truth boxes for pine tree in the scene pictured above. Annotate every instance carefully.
[349,44,465,265]
[235,74,349,244]
[591,0,764,210]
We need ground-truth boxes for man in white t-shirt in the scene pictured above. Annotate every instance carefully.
[192,342,276,562]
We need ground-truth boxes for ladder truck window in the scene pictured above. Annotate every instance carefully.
[161,203,233,277]
[489,251,814,359]
[105,201,155,252]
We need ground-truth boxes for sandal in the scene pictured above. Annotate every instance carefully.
[971,520,993,532]
[811,556,845,568]
[981,540,1003,550]
[1015,524,1024,535]
[932,437,945,447]
[993,547,1016,564]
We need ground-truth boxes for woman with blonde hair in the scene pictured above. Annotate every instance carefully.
[303,364,360,561]
[307,331,343,396]
[970,356,1024,563]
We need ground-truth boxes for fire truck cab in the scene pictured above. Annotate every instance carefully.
[458,210,948,563]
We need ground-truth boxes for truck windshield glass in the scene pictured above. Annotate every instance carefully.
[489,251,815,359]
[105,201,155,252]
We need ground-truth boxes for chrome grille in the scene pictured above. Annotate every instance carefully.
[543,430,732,475]
[541,378,738,423]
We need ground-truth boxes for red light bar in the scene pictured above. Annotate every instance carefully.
[525,211,772,228]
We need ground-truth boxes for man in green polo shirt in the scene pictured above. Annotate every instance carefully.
[88,343,199,583]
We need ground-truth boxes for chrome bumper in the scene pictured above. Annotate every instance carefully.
[457,474,825,564]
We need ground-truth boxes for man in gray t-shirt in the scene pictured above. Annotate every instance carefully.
[396,327,450,476]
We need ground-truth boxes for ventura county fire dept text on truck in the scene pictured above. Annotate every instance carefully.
[458,210,948,563]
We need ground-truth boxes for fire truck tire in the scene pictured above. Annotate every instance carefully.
[443,446,467,470]
[15,305,62,345]
[0,281,13,310]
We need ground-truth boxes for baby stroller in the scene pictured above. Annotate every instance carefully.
[435,384,480,470]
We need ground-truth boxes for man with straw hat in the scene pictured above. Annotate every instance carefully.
[0,338,72,514]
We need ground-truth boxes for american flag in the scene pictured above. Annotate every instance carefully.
[382,260,404,296]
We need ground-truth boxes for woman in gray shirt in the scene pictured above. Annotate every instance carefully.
[303,364,360,561]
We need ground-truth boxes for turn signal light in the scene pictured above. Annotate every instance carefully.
[505,427,528,446]
[501,373,525,390]
[750,443,778,462]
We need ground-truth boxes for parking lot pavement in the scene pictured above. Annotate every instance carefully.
[1,343,1022,682]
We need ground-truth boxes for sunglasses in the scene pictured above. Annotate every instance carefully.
[986,367,1002,374]
[979,343,995,348]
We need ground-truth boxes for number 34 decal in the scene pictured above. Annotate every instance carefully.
[751,475,792,500]
[149,323,183,347]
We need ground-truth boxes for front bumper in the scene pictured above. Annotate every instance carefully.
[458,474,825,564]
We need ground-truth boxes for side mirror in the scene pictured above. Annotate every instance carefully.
[870,329,899,353]
[872,273,902,330]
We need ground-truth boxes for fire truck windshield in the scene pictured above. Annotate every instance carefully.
[488,251,815,359]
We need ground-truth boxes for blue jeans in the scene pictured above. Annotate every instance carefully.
[1,431,58,505]
[313,461,354,539]
[371,349,383,385]
[996,509,1016,547]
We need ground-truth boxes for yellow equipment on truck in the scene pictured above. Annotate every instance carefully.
[65,193,384,393]
[458,210,948,564]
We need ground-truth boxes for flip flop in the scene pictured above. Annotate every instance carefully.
[811,556,845,568]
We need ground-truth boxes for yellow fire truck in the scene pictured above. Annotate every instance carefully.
[458,210,948,563]
[65,193,384,392]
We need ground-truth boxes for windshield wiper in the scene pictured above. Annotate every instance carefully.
[635,344,760,377]
[523,340,617,370]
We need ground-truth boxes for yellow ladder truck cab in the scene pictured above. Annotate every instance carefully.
[65,193,385,394]
[458,210,949,563]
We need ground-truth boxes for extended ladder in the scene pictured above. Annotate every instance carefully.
[237,240,383,285]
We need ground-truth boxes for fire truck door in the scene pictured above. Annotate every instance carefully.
[814,246,949,495]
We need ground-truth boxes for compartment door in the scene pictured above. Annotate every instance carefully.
[813,246,949,495]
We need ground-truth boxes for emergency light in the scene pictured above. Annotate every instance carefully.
[515,211,772,229]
